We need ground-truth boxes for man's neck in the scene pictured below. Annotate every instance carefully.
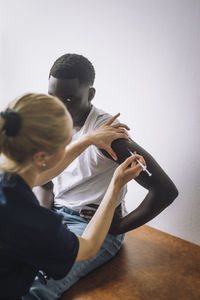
[73,105,93,129]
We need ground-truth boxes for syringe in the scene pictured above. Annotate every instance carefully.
[129,151,152,177]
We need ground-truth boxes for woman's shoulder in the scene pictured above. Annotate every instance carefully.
[0,172,38,207]
[0,172,63,240]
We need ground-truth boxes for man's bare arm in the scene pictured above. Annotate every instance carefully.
[101,138,179,234]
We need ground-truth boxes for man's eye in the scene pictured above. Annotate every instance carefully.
[67,97,80,102]
[63,98,73,105]
[63,97,80,105]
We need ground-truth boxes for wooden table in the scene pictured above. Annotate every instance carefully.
[60,225,200,300]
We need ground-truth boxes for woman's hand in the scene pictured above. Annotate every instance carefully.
[113,153,146,189]
[88,113,130,160]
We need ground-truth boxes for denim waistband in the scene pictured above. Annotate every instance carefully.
[54,206,80,216]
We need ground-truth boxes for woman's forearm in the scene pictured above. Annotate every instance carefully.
[75,180,121,261]
[35,134,92,186]
[34,115,130,187]
[75,155,144,261]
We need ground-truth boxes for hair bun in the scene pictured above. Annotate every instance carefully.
[0,109,22,137]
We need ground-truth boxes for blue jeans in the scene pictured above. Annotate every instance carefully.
[25,207,124,300]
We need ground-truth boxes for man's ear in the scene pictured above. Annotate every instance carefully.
[33,151,47,167]
[88,87,96,102]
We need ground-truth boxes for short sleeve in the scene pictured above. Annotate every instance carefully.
[93,113,130,137]
[93,112,114,130]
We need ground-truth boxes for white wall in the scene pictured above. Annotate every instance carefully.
[1,0,200,245]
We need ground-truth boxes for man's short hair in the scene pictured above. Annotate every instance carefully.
[49,53,95,86]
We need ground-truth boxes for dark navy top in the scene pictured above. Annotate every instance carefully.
[0,173,79,299]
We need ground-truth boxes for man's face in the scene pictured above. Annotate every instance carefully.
[48,76,95,127]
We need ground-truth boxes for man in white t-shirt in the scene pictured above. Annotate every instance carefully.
[27,54,178,300]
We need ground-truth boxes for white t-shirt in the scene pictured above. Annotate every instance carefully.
[53,105,127,213]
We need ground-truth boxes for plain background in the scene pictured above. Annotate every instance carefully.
[0,0,199,245]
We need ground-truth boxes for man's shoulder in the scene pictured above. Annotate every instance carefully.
[91,106,113,129]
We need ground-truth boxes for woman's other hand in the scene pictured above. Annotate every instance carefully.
[88,113,130,160]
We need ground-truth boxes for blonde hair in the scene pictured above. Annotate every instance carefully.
[0,93,72,173]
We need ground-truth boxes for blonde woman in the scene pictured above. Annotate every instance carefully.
[0,93,145,300]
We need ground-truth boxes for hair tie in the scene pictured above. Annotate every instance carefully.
[0,109,22,137]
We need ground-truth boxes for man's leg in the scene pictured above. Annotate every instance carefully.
[25,209,124,300]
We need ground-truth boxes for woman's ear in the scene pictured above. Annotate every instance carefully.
[88,87,96,102]
[33,151,47,168]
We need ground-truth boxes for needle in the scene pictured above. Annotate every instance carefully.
[129,151,152,176]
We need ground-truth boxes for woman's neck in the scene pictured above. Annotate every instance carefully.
[17,167,39,189]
